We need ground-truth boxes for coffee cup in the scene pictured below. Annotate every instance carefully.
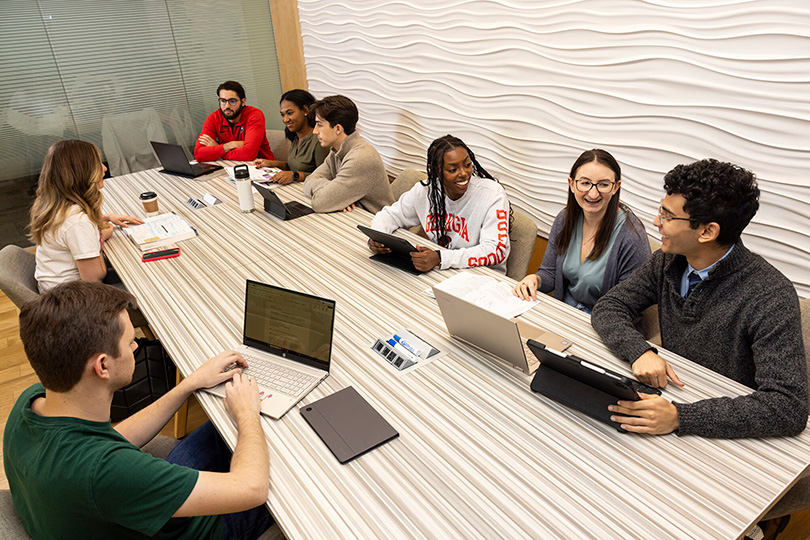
[140,191,159,217]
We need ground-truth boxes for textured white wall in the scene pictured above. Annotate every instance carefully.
[298,0,810,297]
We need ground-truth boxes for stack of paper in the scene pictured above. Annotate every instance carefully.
[432,271,539,319]
[123,213,197,251]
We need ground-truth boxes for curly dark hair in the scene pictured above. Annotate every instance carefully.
[663,158,759,246]
[423,135,498,247]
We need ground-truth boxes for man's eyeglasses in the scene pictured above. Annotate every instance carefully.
[656,205,698,222]
[574,178,615,194]
[218,98,241,106]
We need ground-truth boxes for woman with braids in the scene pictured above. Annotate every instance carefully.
[253,89,329,184]
[512,148,650,313]
[30,139,142,292]
[368,134,510,273]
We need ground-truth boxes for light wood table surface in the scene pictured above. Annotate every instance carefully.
[101,165,810,540]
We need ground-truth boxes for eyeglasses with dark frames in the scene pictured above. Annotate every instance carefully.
[656,204,698,222]
[574,177,616,194]
[218,98,241,106]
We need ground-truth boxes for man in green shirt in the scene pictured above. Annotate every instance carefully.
[3,281,271,539]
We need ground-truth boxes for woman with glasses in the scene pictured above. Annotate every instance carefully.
[252,89,329,184]
[512,149,650,313]
[30,140,142,292]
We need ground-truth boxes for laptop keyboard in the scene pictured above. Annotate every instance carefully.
[229,353,317,397]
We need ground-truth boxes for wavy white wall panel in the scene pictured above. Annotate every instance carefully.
[298,0,810,297]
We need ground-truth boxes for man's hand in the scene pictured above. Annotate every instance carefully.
[223,140,245,152]
[342,203,356,213]
[223,371,261,423]
[368,239,391,254]
[270,171,294,185]
[104,213,144,228]
[513,274,541,301]
[412,245,440,272]
[184,350,248,391]
[633,350,685,389]
[609,393,680,435]
[197,134,217,147]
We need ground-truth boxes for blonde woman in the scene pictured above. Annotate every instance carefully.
[30,140,142,292]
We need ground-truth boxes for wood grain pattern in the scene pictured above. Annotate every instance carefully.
[98,166,810,540]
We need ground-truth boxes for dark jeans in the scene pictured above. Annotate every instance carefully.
[167,421,274,540]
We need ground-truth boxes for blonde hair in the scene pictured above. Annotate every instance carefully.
[29,140,105,245]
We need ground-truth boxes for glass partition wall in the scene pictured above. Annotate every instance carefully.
[0,0,282,247]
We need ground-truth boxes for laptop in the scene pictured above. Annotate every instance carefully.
[526,340,661,431]
[150,141,223,178]
[357,225,424,275]
[204,280,335,419]
[253,182,314,220]
[432,286,572,374]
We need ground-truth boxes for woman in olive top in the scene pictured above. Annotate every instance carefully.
[513,149,650,313]
[253,89,329,184]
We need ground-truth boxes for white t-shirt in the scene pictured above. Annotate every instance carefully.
[35,206,101,292]
[370,176,510,274]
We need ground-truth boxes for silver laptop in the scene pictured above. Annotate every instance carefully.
[432,287,571,374]
[204,280,335,419]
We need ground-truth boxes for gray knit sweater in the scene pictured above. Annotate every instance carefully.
[303,131,394,213]
[591,242,808,438]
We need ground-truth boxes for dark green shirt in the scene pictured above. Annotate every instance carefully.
[287,131,329,174]
[3,384,221,539]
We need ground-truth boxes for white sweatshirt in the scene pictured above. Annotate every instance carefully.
[370,176,510,274]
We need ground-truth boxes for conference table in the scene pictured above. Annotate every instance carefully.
[101,164,810,540]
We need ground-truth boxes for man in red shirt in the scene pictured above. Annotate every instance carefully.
[194,80,275,162]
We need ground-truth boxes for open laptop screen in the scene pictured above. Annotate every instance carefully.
[243,280,335,371]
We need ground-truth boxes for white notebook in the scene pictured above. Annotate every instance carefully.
[123,213,197,251]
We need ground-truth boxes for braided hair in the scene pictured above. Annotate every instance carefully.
[423,135,497,248]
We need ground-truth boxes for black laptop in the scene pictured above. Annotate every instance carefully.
[150,141,222,178]
[527,340,661,432]
[356,225,425,275]
[253,182,313,220]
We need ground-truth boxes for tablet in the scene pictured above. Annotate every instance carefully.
[527,340,660,431]
[357,225,425,275]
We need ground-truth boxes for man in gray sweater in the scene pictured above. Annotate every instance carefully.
[303,95,393,213]
[592,159,807,438]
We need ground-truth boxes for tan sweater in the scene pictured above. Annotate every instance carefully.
[303,131,393,213]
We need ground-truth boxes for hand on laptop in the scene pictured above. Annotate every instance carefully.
[224,372,261,420]
[411,246,440,272]
[186,350,248,391]
[367,239,391,254]
[513,274,541,301]
[608,393,680,435]
[632,350,684,389]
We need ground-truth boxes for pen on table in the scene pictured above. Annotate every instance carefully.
[161,225,168,233]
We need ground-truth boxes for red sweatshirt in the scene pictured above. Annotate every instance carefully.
[194,106,275,162]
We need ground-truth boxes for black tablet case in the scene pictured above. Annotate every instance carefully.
[301,386,399,463]
[527,340,638,432]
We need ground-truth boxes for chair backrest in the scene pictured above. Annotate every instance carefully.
[265,129,290,162]
[391,169,427,201]
[0,245,38,309]
[506,210,537,280]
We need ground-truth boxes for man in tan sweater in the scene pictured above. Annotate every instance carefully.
[303,95,394,213]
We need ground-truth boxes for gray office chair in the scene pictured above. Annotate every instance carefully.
[390,169,429,238]
[0,435,281,539]
[391,168,427,200]
[265,129,290,163]
[505,210,537,280]
[0,245,39,309]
